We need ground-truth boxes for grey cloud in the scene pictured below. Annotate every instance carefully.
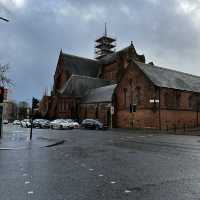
[0,0,200,102]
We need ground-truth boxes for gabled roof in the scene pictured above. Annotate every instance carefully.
[99,44,145,65]
[61,52,101,77]
[82,84,117,103]
[135,61,200,93]
[59,75,113,97]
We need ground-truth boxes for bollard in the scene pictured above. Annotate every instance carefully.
[183,124,186,132]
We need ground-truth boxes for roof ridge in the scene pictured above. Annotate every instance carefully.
[71,74,112,81]
[62,52,99,63]
[89,83,117,90]
[136,61,200,79]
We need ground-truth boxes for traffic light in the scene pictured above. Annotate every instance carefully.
[32,97,39,109]
[0,87,5,103]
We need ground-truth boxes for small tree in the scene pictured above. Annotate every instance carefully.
[18,101,30,120]
[0,64,13,87]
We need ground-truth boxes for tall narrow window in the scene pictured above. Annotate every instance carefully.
[175,92,181,109]
[136,87,141,105]
[95,105,98,118]
[123,88,127,108]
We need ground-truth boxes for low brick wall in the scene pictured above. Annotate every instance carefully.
[116,109,200,130]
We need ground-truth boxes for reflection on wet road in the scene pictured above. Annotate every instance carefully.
[1,124,200,199]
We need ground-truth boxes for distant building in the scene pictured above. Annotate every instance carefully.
[39,27,200,129]
[3,100,17,122]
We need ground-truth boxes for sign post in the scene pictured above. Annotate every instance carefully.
[30,97,39,140]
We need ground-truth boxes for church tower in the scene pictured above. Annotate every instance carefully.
[95,23,116,60]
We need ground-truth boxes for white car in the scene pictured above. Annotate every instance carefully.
[13,120,21,125]
[50,119,74,130]
[65,119,80,129]
[3,119,9,124]
[21,119,31,128]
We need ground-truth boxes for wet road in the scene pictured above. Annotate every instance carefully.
[1,125,200,200]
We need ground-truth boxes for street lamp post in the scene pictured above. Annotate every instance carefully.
[0,17,9,139]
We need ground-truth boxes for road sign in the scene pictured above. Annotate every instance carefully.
[149,99,159,103]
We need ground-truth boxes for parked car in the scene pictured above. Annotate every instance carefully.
[38,119,50,129]
[50,119,74,130]
[81,119,104,130]
[21,119,31,128]
[65,119,80,129]
[33,119,42,128]
[3,119,9,124]
[50,119,62,129]
[13,120,21,125]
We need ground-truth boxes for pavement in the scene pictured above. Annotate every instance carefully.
[1,125,200,199]
[0,125,65,150]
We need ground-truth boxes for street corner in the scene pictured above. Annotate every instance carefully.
[0,135,65,150]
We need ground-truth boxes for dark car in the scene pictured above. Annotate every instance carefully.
[81,119,104,130]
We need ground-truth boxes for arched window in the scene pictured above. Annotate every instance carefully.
[164,90,177,109]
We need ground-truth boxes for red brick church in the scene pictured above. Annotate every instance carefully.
[39,27,200,129]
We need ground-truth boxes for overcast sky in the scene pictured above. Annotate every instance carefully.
[0,0,200,102]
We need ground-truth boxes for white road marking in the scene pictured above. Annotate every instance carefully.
[110,181,116,184]
[27,191,34,195]
[124,189,131,193]
[98,174,104,177]
[23,173,28,177]
[25,181,30,184]
[89,168,94,171]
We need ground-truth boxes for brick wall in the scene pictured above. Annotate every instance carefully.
[114,61,200,129]
[80,102,111,126]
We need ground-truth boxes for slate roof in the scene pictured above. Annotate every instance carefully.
[99,46,130,65]
[82,84,117,103]
[135,61,200,93]
[61,53,101,77]
[99,45,145,65]
[59,75,113,97]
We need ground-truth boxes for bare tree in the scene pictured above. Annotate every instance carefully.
[0,64,13,87]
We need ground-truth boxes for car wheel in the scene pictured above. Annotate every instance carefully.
[95,125,100,130]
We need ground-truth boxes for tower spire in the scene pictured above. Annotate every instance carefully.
[95,24,116,60]
[105,22,107,37]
